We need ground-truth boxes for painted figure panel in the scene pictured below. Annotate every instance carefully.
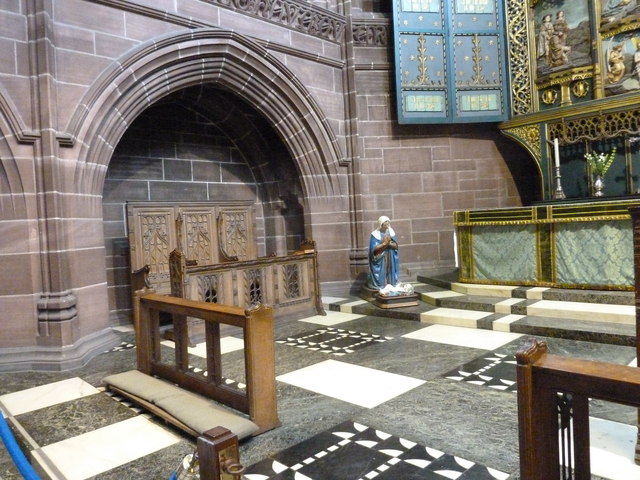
[603,33,640,96]
[601,0,640,27]
[533,1,592,78]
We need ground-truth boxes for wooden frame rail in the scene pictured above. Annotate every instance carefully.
[169,239,325,319]
[137,293,280,435]
[516,338,640,480]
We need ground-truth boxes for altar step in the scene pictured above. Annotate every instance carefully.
[327,271,636,347]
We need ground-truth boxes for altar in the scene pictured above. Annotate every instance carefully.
[454,199,640,291]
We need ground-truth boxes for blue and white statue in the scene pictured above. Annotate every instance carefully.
[368,215,400,290]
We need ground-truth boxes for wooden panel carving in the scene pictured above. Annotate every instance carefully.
[180,208,217,265]
[127,202,256,293]
[218,207,256,261]
[129,207,177,293]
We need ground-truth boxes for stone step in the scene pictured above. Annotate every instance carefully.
[416,271,635,306]
[417,289,635,325]
[325,270,637,348]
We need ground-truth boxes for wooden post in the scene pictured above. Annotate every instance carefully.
[197,427,244,480]
[244,304,280,433]
[516,338,559,480]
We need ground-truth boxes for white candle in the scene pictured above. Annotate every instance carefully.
[553,138,560,169]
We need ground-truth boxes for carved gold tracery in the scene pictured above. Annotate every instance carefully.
[549,109,640,144]
[502,124,542,162]
[505,0,532,115]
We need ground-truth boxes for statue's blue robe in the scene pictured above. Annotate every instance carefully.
[368,229,399,289]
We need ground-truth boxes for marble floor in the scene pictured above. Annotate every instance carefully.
[1,300,639,480]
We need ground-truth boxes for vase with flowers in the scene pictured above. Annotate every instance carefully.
[584,147,616,197]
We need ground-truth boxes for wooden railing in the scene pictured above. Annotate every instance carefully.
[169,239,325,319]
[136,293,280,435]
[516,338,640,479]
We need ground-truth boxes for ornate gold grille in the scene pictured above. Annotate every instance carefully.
[549,110,640,144]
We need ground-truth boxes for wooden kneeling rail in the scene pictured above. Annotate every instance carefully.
[105,293,280,438]
[516,338,640,480]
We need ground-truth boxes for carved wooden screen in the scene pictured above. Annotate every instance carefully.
[127,205,178,293]
[127,202,256,293]
[217,207,256,261]
[179,207,218,266]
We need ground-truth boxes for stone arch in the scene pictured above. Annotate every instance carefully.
[0,90,29,218]
[69,28,345,201]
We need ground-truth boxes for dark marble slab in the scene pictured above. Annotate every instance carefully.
[540,288,634,306]
[437,294,504,312]
[14,393,138,447]
[92,439,196,480]
[510,316,636,347]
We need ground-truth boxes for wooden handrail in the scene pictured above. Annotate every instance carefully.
[516,338,640,479]
[137,293,280,434]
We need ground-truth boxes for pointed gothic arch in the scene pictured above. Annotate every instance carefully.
[68,29,345,201]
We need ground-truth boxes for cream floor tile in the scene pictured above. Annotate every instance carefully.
[0,378,99,416]
[494,298,523,314]
[112,325,134,333]
[276,359,425,409]
[339,299,368,313]
[298,311,364,326]
[493,314,525,332]
[451,282,517,297]
[322,296,348,305]
[403,324,523,350]
[419,290,465,306]
[219,336,246,354]
[161,336,245,357]
[527,300,634,324]
[37,416,181,480]
[525,287,549,300]
[588,417,640,480]
[419,307,493,328]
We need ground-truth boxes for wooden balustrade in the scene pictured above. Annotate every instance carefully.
[169,239,325,319]
[132,292,279,435]
[516,338,640,479]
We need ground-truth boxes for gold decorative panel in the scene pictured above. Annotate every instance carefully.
[505,0,532,115]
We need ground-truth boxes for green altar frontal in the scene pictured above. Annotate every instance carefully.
[454,200,640,291]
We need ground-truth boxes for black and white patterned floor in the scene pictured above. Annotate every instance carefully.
[443,350,518,393]
[1,310,638,479]
[276,327,392,355]
[244,421,509,480]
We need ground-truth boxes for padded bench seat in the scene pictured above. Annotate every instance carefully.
[102,370,259,440]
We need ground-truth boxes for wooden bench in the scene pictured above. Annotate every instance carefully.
[103,293,279,439]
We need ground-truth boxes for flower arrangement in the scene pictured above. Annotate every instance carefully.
[584,147,617,177]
